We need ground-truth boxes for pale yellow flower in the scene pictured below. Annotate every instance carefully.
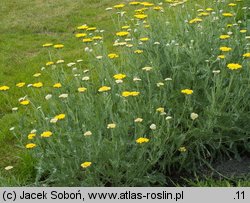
[78,87,87,92]
[84,131,92,136]
[150,124,156,130]
[42,43,53,47]
[178,146,187,152]
[142,66,152,71]
[156,107,165,113]
[107,123,116,129]
[16,82,25,88]
[5,166,14,170]
[134,118,143,123]
[54,44,64,49]
[33,73,41,77]
[190,113,199,120]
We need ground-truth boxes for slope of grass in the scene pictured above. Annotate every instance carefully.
[0,0,117,185]
[0,0,249,186]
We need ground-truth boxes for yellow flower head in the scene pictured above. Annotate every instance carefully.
[219,46,232,52]
[26,143,36,149]
[134,14,148,20]
[189,18,202,24]
[218,55,225,59]
[86,27,96,31]
[54,44,64,49]
[83,38,93,43]
[122,91,140,97]
[55,114,66,120]
[140,37,149,42]
[134,49,143,54]
[114,4,125,9]
[92,36,103,40]
[42,43,53,47]
[108,53,119,59]
[78,87,87,92]
[116,31,130,37]
[198,12,209,17]
[77,25,88,30]
[107,123,116,129]
[141,2,154,7]
[206,8,213,12]
[243,53,250,58]
[122,91,131,97]
[135,8,147,14]
[178,146,187,152]
[56,59,64,64]
[81,162,92,168]
[20,100,30,105]
[181,89,193,95]
[130,91,140,96]
[32,82,43,88]
[33,73,41,77]
[28,133,36,140]
[129,2,141,5]
[228,3,237,6]
[122,25,130,29]
[53,83,62,88]
[222,13,233,17]
[227,63,242,70]
[220,35,230,40]
[113,73,126,80]
[156,107,165,113]
[0,85,10,91]
[46,61,54,66]
[16,82,25,88]
[153,6,163,11]
[98,86,111,92]
[41,131,53,138]
[75,33,87,38]
[240,29,247,33]
[136,137,149,144]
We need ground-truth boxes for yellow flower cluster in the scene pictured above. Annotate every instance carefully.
[122,91,140,97]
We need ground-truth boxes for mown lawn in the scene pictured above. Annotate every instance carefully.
[0,0,250,186]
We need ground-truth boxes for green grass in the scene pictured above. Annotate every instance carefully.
[0,0,117,185]
[0,0,250,186]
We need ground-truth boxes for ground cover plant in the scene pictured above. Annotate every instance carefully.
[0,0,250,186]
